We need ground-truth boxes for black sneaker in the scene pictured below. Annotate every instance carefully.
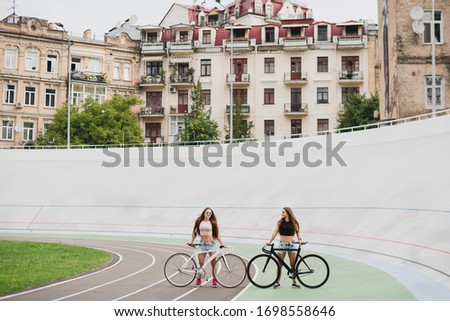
[292,283,301,288]
[273,282,280,289]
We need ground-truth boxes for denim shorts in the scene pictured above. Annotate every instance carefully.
[278,241,298,251]
[199,241,216,252]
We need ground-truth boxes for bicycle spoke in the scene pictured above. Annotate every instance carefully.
[296,254,329,288]
[246,254,280,288]
[215,254,246,288]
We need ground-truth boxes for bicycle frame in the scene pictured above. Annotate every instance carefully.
[182,244,231,275]
[263,243,303,274]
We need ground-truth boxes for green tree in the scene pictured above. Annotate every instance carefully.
[39,96,144,146]
[179,80,220,143]
[338,93,379,129]
[225,97,253,142]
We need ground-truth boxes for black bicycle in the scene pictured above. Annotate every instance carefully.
[246,242,330,289]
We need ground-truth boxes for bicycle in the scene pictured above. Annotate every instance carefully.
[246,242,330,289]
[164,243,247,288]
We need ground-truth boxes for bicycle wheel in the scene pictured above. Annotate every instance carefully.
[246,254,280,288]
[214,254,246,288]
[164,253,197,287]
[295,254,330,288]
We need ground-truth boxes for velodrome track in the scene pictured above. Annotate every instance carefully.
[1,114,450,300]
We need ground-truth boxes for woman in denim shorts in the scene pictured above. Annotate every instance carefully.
[189,207,225,287]
[266,207,302,288]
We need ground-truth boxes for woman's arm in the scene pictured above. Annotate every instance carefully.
[267,222,280,244]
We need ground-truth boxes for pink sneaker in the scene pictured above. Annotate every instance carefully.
[212,278,218,287]
[196,279,201,286]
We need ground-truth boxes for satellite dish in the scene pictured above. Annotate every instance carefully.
[410,6,424,20]
[129,15,138,25]
[412,20,425,34]
[14,125,22,132]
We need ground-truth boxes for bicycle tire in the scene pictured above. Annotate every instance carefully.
[214,254,247,288]
[164,253,197,287]
[295,254,330,288]
[246,254,280,288]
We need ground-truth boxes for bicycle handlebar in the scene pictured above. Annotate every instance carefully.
[263,241,308,253]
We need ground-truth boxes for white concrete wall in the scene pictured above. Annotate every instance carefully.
[1,115,449,287]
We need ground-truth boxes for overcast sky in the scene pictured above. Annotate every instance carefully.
[2,0,378,38]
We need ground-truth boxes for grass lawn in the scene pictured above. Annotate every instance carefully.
[0,240,112,296]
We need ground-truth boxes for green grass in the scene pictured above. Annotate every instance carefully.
[0,240,112,296]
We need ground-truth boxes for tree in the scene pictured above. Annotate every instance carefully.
[224,97,253,142]
[39,96,144,146]
[179,80,221,143]
[338,93,379,129]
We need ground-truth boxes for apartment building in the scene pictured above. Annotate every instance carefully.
[378,0,449,120]
[140,0,373,143]
[1,0,375,147]
[0,15,139,147]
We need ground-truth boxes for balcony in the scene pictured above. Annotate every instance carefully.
[169,74,194,86]
[71,71,106,83]
[140,106,165,117]
[283,72,308,86]
[284,103,308,116]
[337,35,365,48]
[170,105,189,114]
[224,38,255,51]
[226,104,250,114]
[281,37,308,50]
[168,41,193,53]
[338,70,363,84]
[141,42,165,53]
[226,73,250,87]
[140,74,165,87]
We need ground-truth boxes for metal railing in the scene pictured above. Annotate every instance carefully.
[1,109,449,150]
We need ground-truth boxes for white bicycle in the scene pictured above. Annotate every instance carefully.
[164,243,246,288]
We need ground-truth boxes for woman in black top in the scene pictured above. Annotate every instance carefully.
[267,207,302,288]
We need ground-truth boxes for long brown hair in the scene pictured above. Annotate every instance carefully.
[277,207,300,233]
[192,207,219,238]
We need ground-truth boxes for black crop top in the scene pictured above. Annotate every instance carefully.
[279,220,295,236]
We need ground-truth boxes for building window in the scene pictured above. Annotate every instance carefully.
[317,87,329,104]
[179,31,189,42]
[264,120,275,136]
[202,30,211,44]
[45,88,57,108]
[342,56,360,73]
[71,57,81,71]
[170,116,185,139]
[24,87,37,106]
[425,76,443,109]
[265,27,275,43]
[317,25,328,41]
[264,88,275,105]
[342,87,360,103]
[146,61,162,76]
[424,11,443,44]
[202,89,211,105]
[291,119,302,138]
[25,51,39,71]
[201,59,211,76]
[22,122,35,141]
[89,59,100,73]
[317,57,328,72]
[264,58,275,73]
[47,54,58,73]
[5,48,18,69]
[266,3,273,18]
[345,25,359,36]
[4,84,16,104]
[2,120,14,140]
[317,119,329,134]
[146,32,157,42]
[72,83,106,105]
[123,63,131,81]
[146,91,162,108]
[113,62,120,80]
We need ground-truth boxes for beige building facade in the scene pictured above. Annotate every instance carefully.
[378,0,449,120]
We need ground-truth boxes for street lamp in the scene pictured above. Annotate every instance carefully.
[229,15,236,143]
[55,22,72,148]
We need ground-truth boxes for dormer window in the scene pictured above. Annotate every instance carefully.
[147,32,158,42]
[291,27,301,37]
[179,31,189,42]
[255,0,262,14]
[317,25,328,41]
[265,27,275,43]
[233,28,246,39]
[345,25,359,36]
